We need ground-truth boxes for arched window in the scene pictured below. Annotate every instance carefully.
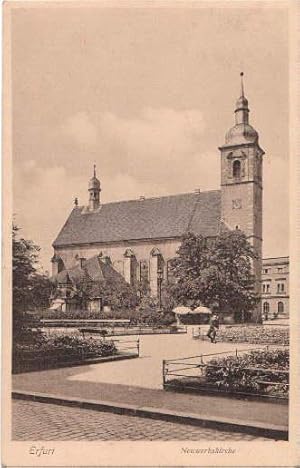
[57,258,65,273]
[278,302,284,314]
[233,160,241,178]
[263,302,269,314]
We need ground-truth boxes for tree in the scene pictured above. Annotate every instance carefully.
[12,224,52,343]
[170,231,260,323]
[76,275,139,311]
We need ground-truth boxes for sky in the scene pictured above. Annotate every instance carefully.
[11,3,289,272]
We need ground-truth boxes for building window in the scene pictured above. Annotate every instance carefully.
[262,283,270,294]
[139,260,149,282]
[233,160,241,178]
[277,267,283,273]
[263,302,270,314]
[278,302,284,314]
[57,258,65,273]
[263,268,269,274]
[277,283,285,293]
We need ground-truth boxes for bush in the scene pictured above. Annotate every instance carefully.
[205,348,289,397]
[13,334,117,373]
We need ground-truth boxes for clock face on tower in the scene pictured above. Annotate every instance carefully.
[232,199,242,210]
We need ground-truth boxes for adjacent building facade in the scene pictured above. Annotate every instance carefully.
[261,257,289,318]
[52,75,265,318]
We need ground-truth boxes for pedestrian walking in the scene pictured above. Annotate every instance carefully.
[207,314,219,343]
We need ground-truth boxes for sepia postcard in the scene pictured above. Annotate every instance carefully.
[2,0,300,466]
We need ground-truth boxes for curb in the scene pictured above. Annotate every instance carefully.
[12,390,288,441]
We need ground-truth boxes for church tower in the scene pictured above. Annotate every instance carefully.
[219,73,264,320]
[88,165,101,211]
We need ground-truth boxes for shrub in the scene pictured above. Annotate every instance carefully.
[13,335,117,367]
[205,348,289,397]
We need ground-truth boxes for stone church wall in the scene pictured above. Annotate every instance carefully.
[53,238,181,293]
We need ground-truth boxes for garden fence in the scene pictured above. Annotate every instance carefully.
[162,346,289,400]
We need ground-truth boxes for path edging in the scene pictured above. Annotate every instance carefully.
[12,390,288,441]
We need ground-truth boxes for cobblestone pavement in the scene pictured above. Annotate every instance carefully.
[12,400,270,441]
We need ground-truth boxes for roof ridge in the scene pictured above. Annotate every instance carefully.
[86,189,221,208]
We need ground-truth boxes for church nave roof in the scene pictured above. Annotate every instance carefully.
[53,190,221,247]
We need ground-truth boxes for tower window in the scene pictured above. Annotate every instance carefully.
[233,160,241,178]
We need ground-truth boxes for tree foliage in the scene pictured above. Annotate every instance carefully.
[13,224,52,312]
[76,276,139,310]
[12,224,52,343]
[170,230,260,321]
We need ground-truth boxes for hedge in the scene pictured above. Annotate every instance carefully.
[33,308,176,326]
[205,348,289,398]
[13,335,117,373]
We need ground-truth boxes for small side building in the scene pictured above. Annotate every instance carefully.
[261,256,289,319]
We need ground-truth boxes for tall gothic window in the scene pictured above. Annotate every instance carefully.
[278,302,284,314]
[263,302,269,314]
[233,160,241,178]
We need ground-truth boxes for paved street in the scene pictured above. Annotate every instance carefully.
[12,400,270,441]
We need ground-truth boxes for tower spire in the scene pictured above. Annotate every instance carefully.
[93,164,96,178]
[240,72,244,97]
[234,72,249,125]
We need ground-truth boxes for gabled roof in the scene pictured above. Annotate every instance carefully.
[50,254,125,287]
[53,190,221,248]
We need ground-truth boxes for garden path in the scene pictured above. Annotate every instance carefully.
[69,327,263,389]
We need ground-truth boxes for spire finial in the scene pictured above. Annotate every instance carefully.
[93,164,96,178]
[240,72,244,97]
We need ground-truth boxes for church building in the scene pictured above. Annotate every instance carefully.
[51,74,264,315]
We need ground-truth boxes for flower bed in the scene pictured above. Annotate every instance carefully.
[204,348,289,398]
[13,335,117,373]
[217,326,289,345]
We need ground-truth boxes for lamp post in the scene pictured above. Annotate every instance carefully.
[157,266,163,312]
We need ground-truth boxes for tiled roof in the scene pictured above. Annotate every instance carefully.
[50,255,125,286]
[53,190,221,247]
